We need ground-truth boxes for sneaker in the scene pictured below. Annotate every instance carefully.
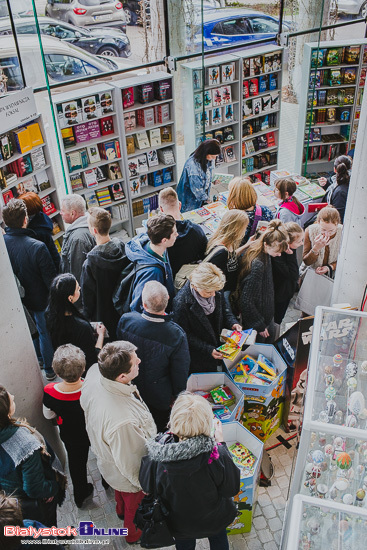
[45,371,57,381]
[75,483,94,508]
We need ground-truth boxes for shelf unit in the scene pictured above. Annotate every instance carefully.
[237,45,283,184]
[182,54,241,177]
[295,39,367,177]
[0,88,65,248]
[281,307,367,548]
[111,71,177,232]
[52,83,132,237]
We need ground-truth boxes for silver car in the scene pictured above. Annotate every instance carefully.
[334,0,367,17]
[45,0,127,32]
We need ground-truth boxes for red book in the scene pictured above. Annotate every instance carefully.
[122,87,134,109]
[100,116,114,136]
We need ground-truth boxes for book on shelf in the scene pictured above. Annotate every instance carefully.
[134,131,150,150]
[137,83,154,104]
[70,173,84,191]
[86,120,101,140]
[154,103,170,123]
[82,169,98,189]
[122,87,134,109]
[252,98,262,116]
[193,69,202,90]
[147,149,159,167]
[140,174,148,187]
[160,126,172,143]
[13,127,32,154]
[74,123,91,144]
[41,195,56,215]
[207,66,220,86]
[15,176,38,195]
[224,105,234,124]
[203,90,212,108]
[223,145,236,163]
[100,91,114,114]
[221,63,235,82]
[124,112,136,132]
[130,178,141,196]
[3,189,14,204]
[154,79,172,101]
[221,86,232,104]
[1,134,12,160]
[262,95,271,112]
[9,155,33,178]
[243,81,250,99]
[223,126,234,142]
[267,131,276,147]
[126,136,135,155]
[96,188,112,206]
[136,107,155,128]
[61,127,75,148]
[158,147,174,165]
[100,116,114,136]
[259,75,268,93]
[137,154,148,173]
[344,45,360,63]
[87,145,101,164]
[269,73,277,90]
[149,170,163,187]
[162,167,173,183]
[148,128,161,147]
[109,182,125,200]
[66,150,85,172]
[212,88,222,107]
[30,148,46,171]
[194,93,203,111]
[81,95,100,121]
[98,140,121,160]
[84,190,99,209]
[107,162,122,180]
[128,158,139,177]
[211,108,222,125]
[60,100,82,128]
[249,78,259,97]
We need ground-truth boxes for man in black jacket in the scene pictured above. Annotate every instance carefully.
[117,280,190,431]
[158,187,207,277]
[81,207,126,340]
[3,199,57,380]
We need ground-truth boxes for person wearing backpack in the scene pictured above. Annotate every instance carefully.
[125,214,178,312]
[274,178,305,225]
[227,177,274,244]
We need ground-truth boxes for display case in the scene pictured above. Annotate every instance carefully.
[284,494,367,549]
[282,307,367,547]
[52,83,132,238]
[111,72,177,232]
[181,54,241,177]
[0,88,65,249]
[296,40,367,178]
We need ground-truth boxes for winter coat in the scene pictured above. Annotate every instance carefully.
[139,434,240,540]
[242,204,274,244]
[4,227,57,311]
[276,198,305,225]
[177,155,215,213]
[272,250,299,303]
[125,233,175,313]
[173,282,237,373]
[205,246,238,292]
[60,215,95,283]
[168,219,207,277]
[28,212,60,272]
[329,183,349,223]
[80,363,157,492]
[300,223,343,277]
[117,310,190,410]
[238,252,274,333]
[0,425,59,500]
[81,238,126,339]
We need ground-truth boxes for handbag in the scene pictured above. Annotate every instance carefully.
[134,463,174,549]
[294,267,334,316]
[174,245,226,291]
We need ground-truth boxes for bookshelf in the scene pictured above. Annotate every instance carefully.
[182,54,241,176]
[295,39,367,177]
[237,45,283,185]
[52,83,132,237]
[111,72,177,232]
[0,88,65,249]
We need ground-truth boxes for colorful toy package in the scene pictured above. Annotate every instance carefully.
[228,442,257,476]
[214,406,232,420]
[210,385,236,406]
[217,329,253,360]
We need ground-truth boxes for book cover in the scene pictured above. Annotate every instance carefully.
[154,103,170,123]
[264,54,274,72]
[35,170,51,192]
[126,136,135,155]
[107,162,122,180]
[74,123,90,144]
[207,66,220,86]
[137,83,154,104]
[13,127,32,154]
[344,45,360,64]
[147,149,159,167]
[61,100,81,127]
[137,154,148,173]
[223,145,236,163]
[27,123,44,147]
[100,116,114,136]
[86,120,101,140]
[224,104,234,122]
[221,62,235,82]
[128,158,139,177]
[211,107,222,125]
[262,95,271,112]
[252,98,262,116]
[109,182,125,200]
[95,166,107,182]
[100,91,114,114]
[194,93,203,111]
[326,47,343,65]
[342,67,356,85]
[148,128,161,147]
[122,87,134,108]
[30,148,46,171]
[61,127,75,148]
[82,95,100,121]
[243,81,250,99]
[3,189,14,204]
[130,178,141,196]
[82,169,98,188]
[193,69,202,90]
[221,86,232,104]
[16,176,37,195]
[124,112,136,132]
[250,56,263,76]
[154,79,172,101]
[87,145,101,164]
[139,174,148,187]
[70,173,84,191]
[84,190,99,209]
[212,88,222,107]
[249,78,259,96]
[160,126,172,143]
[243,59,250,78]
[134,131,150,149]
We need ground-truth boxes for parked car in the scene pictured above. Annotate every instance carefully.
[333,0,367,17]
[0,35,133,90]
[123,0,151,26]
[0,17,131,57]
[0,0,34,18]
[45,0,127,32]
[191,8,290,51]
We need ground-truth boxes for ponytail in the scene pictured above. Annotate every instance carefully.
[335,162,350,187]
[275,177,303,213]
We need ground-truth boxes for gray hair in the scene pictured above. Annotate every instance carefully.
[142,281,169,313]
[61,194,86,214]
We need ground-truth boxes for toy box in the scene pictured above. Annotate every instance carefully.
[225,344,287,441]
[223,422,263,534]
[186,372,244,424]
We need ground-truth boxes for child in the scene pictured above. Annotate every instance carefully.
[43,344,100,508]
[274,178,305,225]
[272,222,304,324]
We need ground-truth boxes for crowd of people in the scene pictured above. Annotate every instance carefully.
[0,149,348,548]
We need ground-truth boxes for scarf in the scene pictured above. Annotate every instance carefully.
[190,284,216,315]
[0,425,44,477]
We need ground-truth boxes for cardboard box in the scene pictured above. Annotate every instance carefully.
[225,344,287,441]
[223,422,263,534]
[186,372,244,424]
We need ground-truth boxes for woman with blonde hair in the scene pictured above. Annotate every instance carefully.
[139,392,240,550]
[272,222,304,324]
[205,208,249,291]
[300,206,342,278]
[234,219,289,342]
[227,176,273,243]
[173,263,241,373]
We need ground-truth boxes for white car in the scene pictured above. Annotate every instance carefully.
[334,0,367,17]
[0,34,134,90]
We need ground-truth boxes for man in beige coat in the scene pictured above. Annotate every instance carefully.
[80,341,157,544]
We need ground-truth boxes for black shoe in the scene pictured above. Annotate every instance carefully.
[45,371,57,381]
[117,513,124,520]
[75,483,93,508]
[101,477,110,490]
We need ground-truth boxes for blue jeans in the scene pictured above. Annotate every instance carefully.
[175,529,229,550]
[30,310,54,374]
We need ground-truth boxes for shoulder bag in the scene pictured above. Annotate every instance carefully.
[174,245,226,291]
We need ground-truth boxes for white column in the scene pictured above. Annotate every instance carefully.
[332,80,367,308]
[0,232,65,463]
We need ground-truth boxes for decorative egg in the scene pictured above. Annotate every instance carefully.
[325,374,335,386]
[347,377,358,390]
[325,386,337,400]
[335,478,349,491]
[336,452,352,470]
[342,493,354,505]
[325,444,334,455]
[345,361,358,378]
[334,410,344,425]
[311,465,321,478]
[312,450,324,464]
[346,414,357,428]
[356,489,366,501]
[348,391,365,417]
[333,354,343,367]
[318,410,329,423]
[324,365,333,375]
[305,463,314,474]
[334,436,344,449]
[320,461,328,472]
[361,361,367,375]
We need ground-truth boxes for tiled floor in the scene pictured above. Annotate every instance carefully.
[56,297,303,550]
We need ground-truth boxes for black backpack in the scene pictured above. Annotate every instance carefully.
[112,259,165,316]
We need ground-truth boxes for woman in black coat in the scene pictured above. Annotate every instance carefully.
[139,392,240,549]
[45,273,105,371]
[173,263,241,373]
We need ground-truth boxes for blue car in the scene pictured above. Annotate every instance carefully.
[191,8,290,51]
